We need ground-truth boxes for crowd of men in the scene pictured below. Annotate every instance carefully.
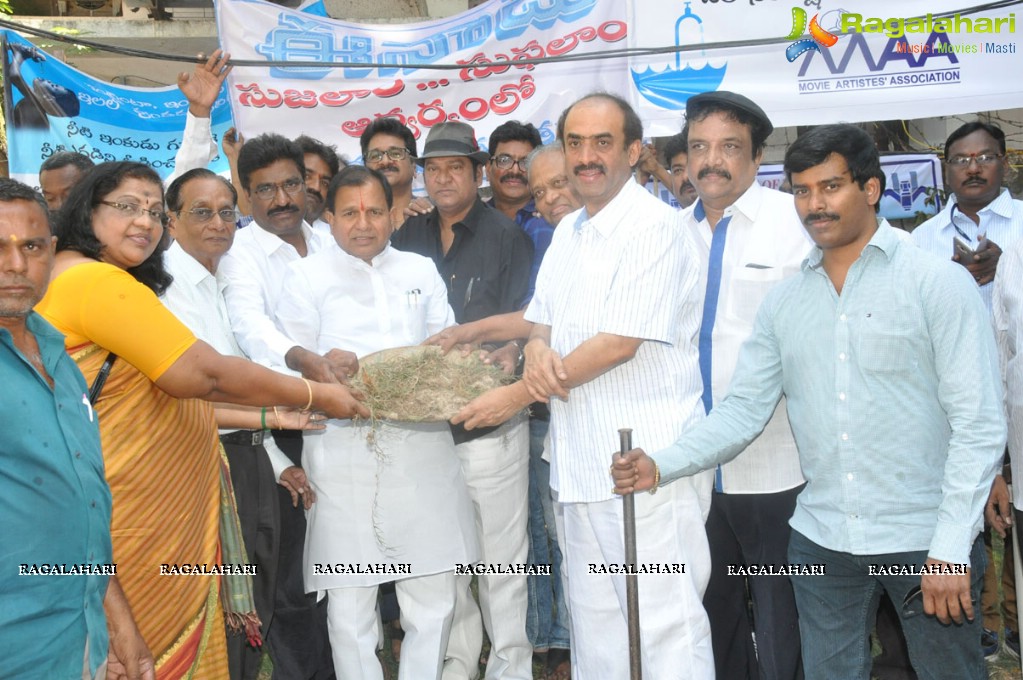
[2,44,1023,680]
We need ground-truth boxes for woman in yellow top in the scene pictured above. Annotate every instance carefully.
[36,161,368,679]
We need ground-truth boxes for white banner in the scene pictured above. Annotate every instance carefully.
[630,0,1022,135]
[217,0,1022,159]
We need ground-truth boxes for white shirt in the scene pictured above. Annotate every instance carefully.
[309,217,331,237]
[912,188,1023,312]
[162,239,294,480]
[994,238,1023,510]
[162,240,241,357]
[684,182,811,494]
[275,241,454,357]
[220,222,330,367]
[274,242,476,591]
[525,179,705,503]
[167,113,219,186]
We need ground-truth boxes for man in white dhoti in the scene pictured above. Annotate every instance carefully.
[275,165,479,680]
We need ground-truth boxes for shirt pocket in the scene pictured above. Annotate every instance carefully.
[856,307,920,374]
[399,304,428,344]
[725,266,785,323]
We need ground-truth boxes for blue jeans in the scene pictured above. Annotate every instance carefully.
[787,530,986,680]
[525,417,570,650]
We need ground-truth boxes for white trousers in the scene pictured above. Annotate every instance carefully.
[443,414,532,680]
[327,571,457,680]
[560,475,715,680]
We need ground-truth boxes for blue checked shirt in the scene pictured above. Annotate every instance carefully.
[653,222,1006,565]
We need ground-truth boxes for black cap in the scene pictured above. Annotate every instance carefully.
[686,91,774,137]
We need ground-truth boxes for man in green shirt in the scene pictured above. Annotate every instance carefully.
[0,178,151,679]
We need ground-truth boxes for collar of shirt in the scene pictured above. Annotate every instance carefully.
[454,198,488,234]
[513,199,537,227]
[691,180,765,226]
[249,219,320,257]
[575,179,642,238]
[485,197,537,227]
[166,240,235,316]
[0,312,66,380]
[331,240,393,269]
[406,196,494,240]
[166,240,217,289]
[941,187,1014,235]
[804,218,898,273]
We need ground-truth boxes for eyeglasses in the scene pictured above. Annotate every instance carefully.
[492,154,528,171]
[365,147,411,164]
[252,178,304,201]
[180,207,240,223]
[947,153,1004,167]
[100,200,168,226]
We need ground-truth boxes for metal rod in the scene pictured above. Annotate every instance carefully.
[619,427,642,679]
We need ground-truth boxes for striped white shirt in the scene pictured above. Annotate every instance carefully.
[911,188,1023,312]
[994,238,1023,510]
[525,179,705,503]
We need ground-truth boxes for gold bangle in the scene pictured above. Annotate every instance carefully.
[272,406,282,430]
[649,461,661,495]
[301,378,314,411]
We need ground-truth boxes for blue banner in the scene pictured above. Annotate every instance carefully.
[2,30,233,185]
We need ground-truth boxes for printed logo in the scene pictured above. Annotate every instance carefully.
[785,7,840,62]
[631,0,727,109]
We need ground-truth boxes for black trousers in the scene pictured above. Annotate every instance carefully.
[221,436,281,680]
[703,485,804,680]
[266,429,336,680]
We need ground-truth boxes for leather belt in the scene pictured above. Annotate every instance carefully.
[220,429,265,447]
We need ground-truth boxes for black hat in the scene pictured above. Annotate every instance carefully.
[686,91,774,137]
[416,121,490,166]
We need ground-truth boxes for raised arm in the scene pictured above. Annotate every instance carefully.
[221,127,251,217]
[166,50,232,185]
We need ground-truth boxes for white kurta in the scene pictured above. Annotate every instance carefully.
[276,242,478,590]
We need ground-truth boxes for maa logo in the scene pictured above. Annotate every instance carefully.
[797,32,960,76]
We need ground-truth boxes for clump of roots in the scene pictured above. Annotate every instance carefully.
[351,346,514,422]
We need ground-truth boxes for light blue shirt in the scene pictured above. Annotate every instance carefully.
[911,188,1023,312]
[653,222,1006,565]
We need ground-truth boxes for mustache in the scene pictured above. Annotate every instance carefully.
[306,188,324,201]
[803,212,840,226]
[500,173,527,184]
[573,163,606,176]
[0,275,33,287]
[268,205,299,216]
[698,167,732,180]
